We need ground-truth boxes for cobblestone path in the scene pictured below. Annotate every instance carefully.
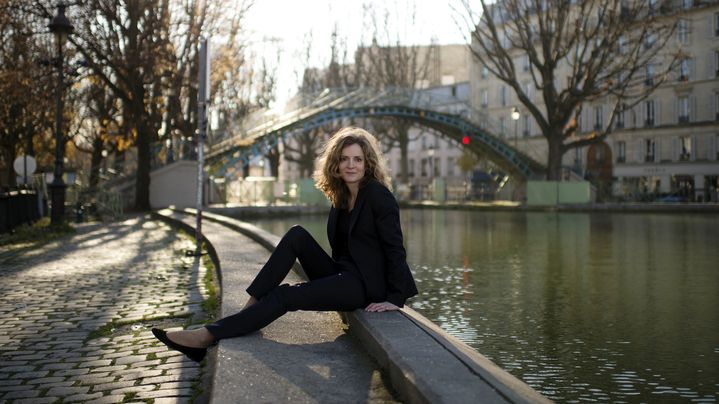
[0,216,213,403]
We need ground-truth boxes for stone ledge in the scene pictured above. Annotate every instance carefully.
[162,207,550,404]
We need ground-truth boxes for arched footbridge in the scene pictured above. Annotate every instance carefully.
[206,88,546,180]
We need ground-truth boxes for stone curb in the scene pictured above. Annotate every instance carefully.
[160,207,551,404]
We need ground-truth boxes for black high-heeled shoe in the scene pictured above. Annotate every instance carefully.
[151,328,207,363]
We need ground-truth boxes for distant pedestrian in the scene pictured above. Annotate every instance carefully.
[152,127,418,362]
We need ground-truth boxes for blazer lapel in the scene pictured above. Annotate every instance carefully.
[349,186,368,235]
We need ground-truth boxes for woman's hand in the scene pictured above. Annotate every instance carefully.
[365,301,400,312]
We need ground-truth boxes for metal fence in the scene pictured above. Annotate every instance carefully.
[0,190,44,234]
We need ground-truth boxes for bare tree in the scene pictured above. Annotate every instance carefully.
[44,0,176,210]
[355,2,434,185]
[30,0,261,210]
[460,0,679,180]
[283,28,351,178]
[0,1,57,187]
[74,76,122,193]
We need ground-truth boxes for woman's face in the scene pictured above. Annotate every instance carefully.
[338,143,366,186]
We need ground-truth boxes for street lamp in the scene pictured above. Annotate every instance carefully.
[48,4,74,226]
[511,106,520,149]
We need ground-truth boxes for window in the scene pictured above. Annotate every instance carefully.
[523,81,533,99]
[574,147,583,169]
[522,54,530,72]
[645,100,655,127]
[716,93,719,121]
[481,89,489,108]
[678,58,690,81]
[421,159,428,177]
[678,20,690,44]
[645,139,656,162]
[714,51,719,78]
[500,86,508,106]
[433,158,440,177]
[621,0,631,21]
[616,69,628,89]
[715,12,719,37]
[648,0,657,15]
[408,159,415,177]
[678,96,690,123]
[618,35,626,55]
[682,0,693,10]
[645,63,654,86]
[578,113,583,132]
[481,65,489,79]
[616,104,626,129]
[644,33,656,50]
[502,31,511,49]
[680,136,692,160]
[522,115,530,137]
[616,141,626,163]
[594,106,603,129]
[499,117,507,136]
[447,157,456,176]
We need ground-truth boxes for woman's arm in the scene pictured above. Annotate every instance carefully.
[370,183,418,307]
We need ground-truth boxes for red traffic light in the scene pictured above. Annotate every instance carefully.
[462,136,470,145]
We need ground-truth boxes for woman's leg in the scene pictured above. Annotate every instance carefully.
[205,271,365,341]
[246,225,336,299]
[163,225,339,348]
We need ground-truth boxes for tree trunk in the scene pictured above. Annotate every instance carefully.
[546,134,564,181]
[267,146,280,177]
[89,136,103,192]
[399,133,409,185]
[1,146,16,187]
[135,120,152,211]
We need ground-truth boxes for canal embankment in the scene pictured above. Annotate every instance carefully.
[399,200,719,213]
[155,207,551,403]
[205,201,719,219]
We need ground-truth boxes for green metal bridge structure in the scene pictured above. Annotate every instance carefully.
[205,87,546,183]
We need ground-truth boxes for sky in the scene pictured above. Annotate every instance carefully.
[242,0,471,108]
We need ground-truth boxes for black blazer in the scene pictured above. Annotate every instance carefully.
[327,179,418,307]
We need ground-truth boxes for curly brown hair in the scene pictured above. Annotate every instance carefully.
[313,127,392,208]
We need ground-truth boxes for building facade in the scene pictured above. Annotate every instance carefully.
[469,2,719,202]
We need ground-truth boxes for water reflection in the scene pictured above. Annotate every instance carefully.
[250,210,719,403]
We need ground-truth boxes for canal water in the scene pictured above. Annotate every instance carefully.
[248,209,719,403]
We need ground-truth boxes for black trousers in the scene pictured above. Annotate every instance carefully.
[205,225,367,341]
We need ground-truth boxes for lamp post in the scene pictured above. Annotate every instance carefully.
[511,106,520,149]
[48,4,74,226]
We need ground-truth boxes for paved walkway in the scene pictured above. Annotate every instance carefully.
[0,215,212,403]
[157,210,398,403]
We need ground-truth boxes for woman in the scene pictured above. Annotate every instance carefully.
[152,127,418,362]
